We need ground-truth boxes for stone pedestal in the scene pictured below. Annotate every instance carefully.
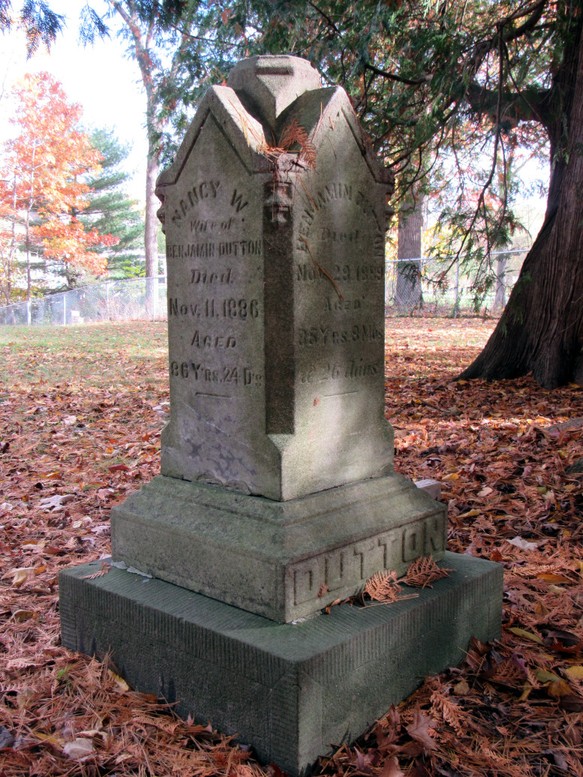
[60,553,502,776]
[111,474,446,622]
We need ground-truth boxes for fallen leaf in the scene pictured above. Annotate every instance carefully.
[535,669,563,684]
[9,567,34,587]
[565,666,583,681]
[403,555,451,588]
[547,679,573,698]
[81,561,111,580]
[558,695,583,712]
[452,679,471,696]
[508,627,544,645]
[0,725,15,749]
[378,756,405,777]
[108,669,130,691]
[11,609,37,622]
[364,570,401,602]
[405,711,436,752]
[108,463,130,473]
[39,494,75,511]
[63,737,95,760]
[458,508,481,519]
[536,573,573,584]
[507,536,539,551]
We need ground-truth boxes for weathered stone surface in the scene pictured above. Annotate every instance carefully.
[111,473,446,622]
[415,478,442,500]
[156,59,393,501]
[60,552,503,776]
[227,54,322,126]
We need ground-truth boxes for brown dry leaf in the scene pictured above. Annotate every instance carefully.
[431,690,466,736]
[402,556,451,588]
[507,627,544,645]
[547,679,574,698]
[507,536,539,551]
[108,668,130,691]
[487,657,527,688]
[377,755,405,777]
[364,570,401,602]
[279,118,317,167]
[11,608,37,622]
[82,561,111,580]
[405,711,436,753]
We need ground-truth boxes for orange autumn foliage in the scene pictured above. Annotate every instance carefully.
[0,72,118,281]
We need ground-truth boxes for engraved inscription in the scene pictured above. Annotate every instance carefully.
[169,182,253,226]
[170,179,222,225]
[324,296,363,311]
[168,297,260,319]
[190,268,233,284]
[299,360,378,384]
[167,240,262,260]
[295,184,384,260]
[190,331,237,349]
[297,324,383,347]
[170,361,263,386]
[292,516,446,605]
[191,216,237,233]
[296,263,384,283]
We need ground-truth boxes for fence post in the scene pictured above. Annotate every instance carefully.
[453,255,460,318]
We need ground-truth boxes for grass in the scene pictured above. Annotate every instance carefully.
[0,321,168,387]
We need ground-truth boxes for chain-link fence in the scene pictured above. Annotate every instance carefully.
[0,250,528,326]
[0,277,167,326]
[385,251,528,316]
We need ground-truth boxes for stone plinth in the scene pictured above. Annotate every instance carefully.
[111,474,446,622]
[60,553,503,776]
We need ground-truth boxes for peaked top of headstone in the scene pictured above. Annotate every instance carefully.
[227,55,322,130]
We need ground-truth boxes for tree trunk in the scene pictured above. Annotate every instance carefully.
[493,251,508,313]
[110,2,161,283]
[395,192,423,312]
[144,150,160,315]
[460,21,583,388]
[144,151,160,279]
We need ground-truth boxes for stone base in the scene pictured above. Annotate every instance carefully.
[110,474,446,622]
[60,552,502,775]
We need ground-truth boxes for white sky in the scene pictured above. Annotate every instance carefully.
[0,1,148,203]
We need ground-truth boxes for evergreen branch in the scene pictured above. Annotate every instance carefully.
[363,61,428,87]
[306,0,340,34]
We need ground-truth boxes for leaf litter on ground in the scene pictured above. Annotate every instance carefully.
[0,319,582,776]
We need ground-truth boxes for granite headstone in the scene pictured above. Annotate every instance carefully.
[158,55,392,501]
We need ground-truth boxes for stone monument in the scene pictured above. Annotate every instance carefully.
[60,55,502,774]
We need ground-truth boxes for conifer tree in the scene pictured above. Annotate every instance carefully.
[82,129,145,279]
